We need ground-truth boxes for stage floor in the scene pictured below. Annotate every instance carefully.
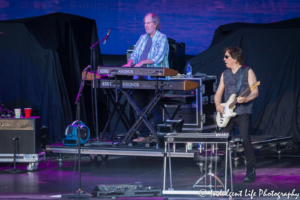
[0,136,299,200]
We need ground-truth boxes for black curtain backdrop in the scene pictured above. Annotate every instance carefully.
[0,12,103,143]
[210,18,300,48]
[188,18,300,146]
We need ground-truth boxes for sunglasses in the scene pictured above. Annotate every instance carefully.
[224,55,231,59]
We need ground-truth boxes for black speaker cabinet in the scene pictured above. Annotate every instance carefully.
[168,39,186,74]
[0,117,41,154]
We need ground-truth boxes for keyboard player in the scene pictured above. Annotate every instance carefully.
[122,13,169,143]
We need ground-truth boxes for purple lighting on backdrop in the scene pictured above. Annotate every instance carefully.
[0,0,299,55]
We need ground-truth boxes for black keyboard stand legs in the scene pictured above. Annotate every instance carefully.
[119,89,163,145]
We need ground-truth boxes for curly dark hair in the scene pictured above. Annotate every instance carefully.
[224,47,244,65]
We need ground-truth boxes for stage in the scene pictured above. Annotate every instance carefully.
[0,148,299,199]
[0,135,299,199]
[1,2,300,200]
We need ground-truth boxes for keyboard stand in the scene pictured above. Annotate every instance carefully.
[119,88,163,145]
[100,89,132,140]
[90,76,199,145]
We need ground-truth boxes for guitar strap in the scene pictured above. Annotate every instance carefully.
[236,65,246,96]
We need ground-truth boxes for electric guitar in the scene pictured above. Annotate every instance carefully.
[216,81,260,128]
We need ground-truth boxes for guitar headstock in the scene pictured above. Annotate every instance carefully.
[250,81,260,91]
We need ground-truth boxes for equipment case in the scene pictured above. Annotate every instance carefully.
[163,76,217,131]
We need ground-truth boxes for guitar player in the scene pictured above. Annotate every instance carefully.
[214,47,259,182]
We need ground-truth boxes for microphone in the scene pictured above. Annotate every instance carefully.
[103,29,111,45]
[84,65,91,71]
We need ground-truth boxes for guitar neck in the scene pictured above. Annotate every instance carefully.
[229,87,251,108]
[240,87,251,97]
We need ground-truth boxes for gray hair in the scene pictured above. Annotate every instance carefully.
[144,13,161,31]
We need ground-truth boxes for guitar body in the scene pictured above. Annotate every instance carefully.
[216,94,237,128]
[216,81,260,128]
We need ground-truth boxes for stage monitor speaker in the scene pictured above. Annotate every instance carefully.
[0,117,41,154]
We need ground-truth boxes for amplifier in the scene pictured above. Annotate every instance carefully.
[163,76,217,130]
[0,117,41,154]
[168,41,185,74]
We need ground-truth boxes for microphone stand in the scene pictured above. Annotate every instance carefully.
[5,137,24,174]
[62,70,91,199]
[90,34,109,141]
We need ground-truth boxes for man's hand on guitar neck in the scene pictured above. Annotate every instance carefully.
[216,104,225,114]
[237,96,247,103]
